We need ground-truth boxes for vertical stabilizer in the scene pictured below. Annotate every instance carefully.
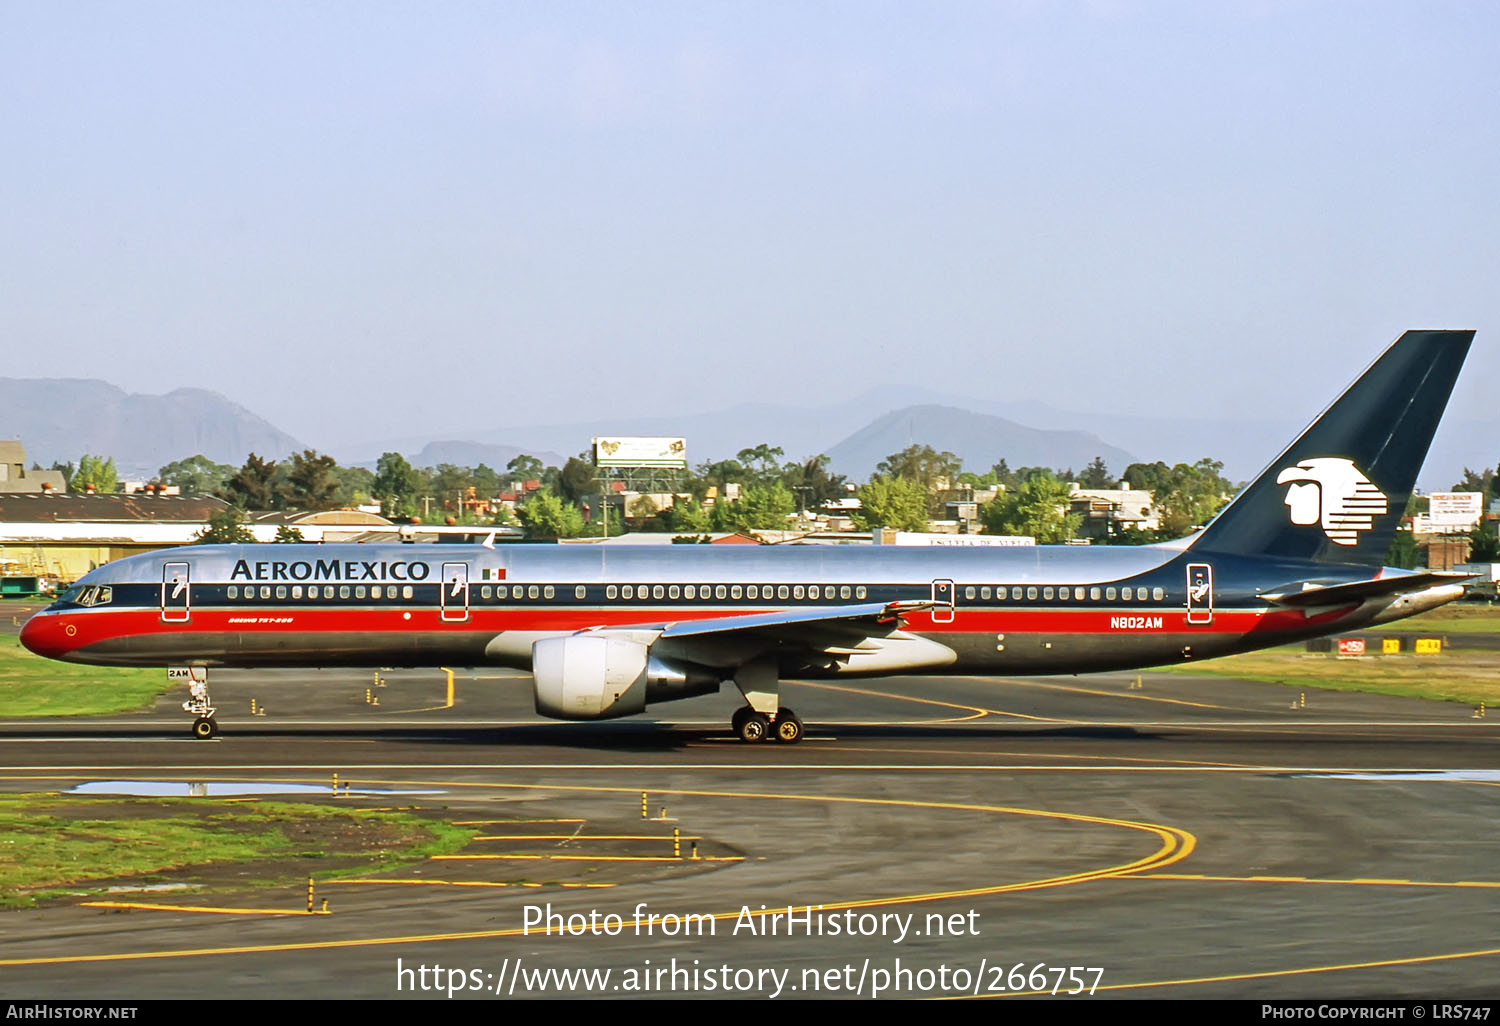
[1188,330,1473,566]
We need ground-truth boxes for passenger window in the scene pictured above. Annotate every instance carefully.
[1011,587,1022,600]
[731,585,742,599]
[715,585,727,600]
[980,587,991,600]
[228,585,238,600]
[272,585,284,599]
[607,585,618,599]
[353,586,365,599]
[964,587,976,601]
[651,585,663,600]
[809,585,820,600]
[1106,587,1117,600]
[1027,587,1037,600]
[1074,587,1085,600]
[747,585,759,600]
[855,586,867,600]
[480,586,492,600]
[402,585,413,600]
[793,585,804,600]
[668,585,680,599]
[841,586,851,600]
[496,585,508,598]
[528,585,539,600]
[1153,587,1165,601]
[372,585,384,599]
[1122,587,1133,601]
[544,585,555,600]
[685,585,695,600]
[1090,587,1100,601]
[623,585,634,599]
[1043,587,1054,600]
[777,585,790,600]
[575,585,586,599]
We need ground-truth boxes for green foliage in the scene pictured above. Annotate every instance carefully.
[876,444,963,514]
[222,453,287,510]
[979,474,1082,543]
[372,452,421,519]
[72,454,118,493]
[853,476,929,532]
[558,453,596,503]
[780,454,848,509]
[287,450,339,510]
[273,525,305,543]
[47,460,76,489]
[1149,459,1233,537]
[196,507,255,544]
[506,454,545,483]
[661,496,713,533]
[158,455,233,496]
[517,492,585,538]
[713,482,796,532]
[1077,456,1114,489]
[1469,523,1500,563]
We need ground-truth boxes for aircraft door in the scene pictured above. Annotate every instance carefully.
[1186,563,1213,625]
[161,562,190,623]
[440,562,470,623]
[931,578,955,623]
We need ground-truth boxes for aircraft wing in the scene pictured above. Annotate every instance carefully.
[1261,571,1475,608]
[590,600,957,674]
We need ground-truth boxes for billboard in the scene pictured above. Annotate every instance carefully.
[593,437,688,469]
[1427,492,1483,529]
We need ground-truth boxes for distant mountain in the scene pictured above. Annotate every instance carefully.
[0,379,304,478]
[824,405,1138,480]
[409,441,565,472]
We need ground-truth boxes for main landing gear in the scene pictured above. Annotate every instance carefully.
[177,668,218,740]
[731,706,803,744]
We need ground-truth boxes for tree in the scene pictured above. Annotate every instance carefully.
[1150,459,1233,537]
[980,473,1082,542]
[159,455,234,496]
[1470,523,1500,563]
[372,452,421,519]
[48,460,76,489]
[222,454,287,510]
[779,454,848,509]
[506,454,545,483]
[274,524,305,543]
[713,483,796,532]
[736,444,786,486]
[517,492,585,538]
[558,453,596,503]
[852,476,929,532]
[286,450,340,510]
[72,454,118,493]
[195,507,255,544]
[661,496,713,533]
[1078,456,1113,489]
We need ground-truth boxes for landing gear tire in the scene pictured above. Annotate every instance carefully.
[731,707,751,737]
[773,709,803,744]
[191,717,218,740]
[737,711,770,744]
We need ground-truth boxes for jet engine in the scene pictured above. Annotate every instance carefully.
[531,634,719,720]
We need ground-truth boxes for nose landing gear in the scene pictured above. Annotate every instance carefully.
[176,667,218,740]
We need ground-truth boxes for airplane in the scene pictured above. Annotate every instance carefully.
[19,329,1476,743]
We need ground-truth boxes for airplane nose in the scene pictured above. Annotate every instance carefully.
[19,613,65,659]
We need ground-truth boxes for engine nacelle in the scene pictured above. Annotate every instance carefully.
[532,634,723,721]
[533,635,650,720]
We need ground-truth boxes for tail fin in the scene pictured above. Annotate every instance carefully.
[1189,329,1473,567]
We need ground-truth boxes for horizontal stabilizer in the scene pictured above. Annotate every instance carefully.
[1262,572,1475,608]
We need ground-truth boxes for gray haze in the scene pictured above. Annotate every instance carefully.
[2,4,1495,487]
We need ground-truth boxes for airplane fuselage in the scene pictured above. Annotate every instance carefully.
[19,541,1460,677]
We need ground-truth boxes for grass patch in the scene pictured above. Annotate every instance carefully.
[1162,648,1500,706]
[0,636,173,717]
[1378,603,1500,635]
[0,796,476,907]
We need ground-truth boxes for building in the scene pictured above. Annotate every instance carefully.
[0,441,66,494]
[1068,486,1158,541]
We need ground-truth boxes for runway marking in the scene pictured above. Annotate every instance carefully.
[815,744,1266,769]
[327,879,615,889]
[452,819,585,825]
[431,854,741,863]
[5,762,1500,775]
[1035,945,1500,996]
[959,676,1249,712]
[1132,872,1500,889]
[472,835,699,842]
[80,901,329,917]
[791,681,1066,723]
[0,782,1193,967]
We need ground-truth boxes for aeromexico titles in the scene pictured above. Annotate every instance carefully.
[20,330,1476,743]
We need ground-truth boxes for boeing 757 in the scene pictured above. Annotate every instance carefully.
[20,330,1475,743]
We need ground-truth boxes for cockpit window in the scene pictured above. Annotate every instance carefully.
[93,587,112,605]
[57,585,84,605]
[78,587,98,606]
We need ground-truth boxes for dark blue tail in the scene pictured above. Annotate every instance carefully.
[1188,330,1473,567]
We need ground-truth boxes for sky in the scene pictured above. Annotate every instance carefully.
[2,1,1496,451]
